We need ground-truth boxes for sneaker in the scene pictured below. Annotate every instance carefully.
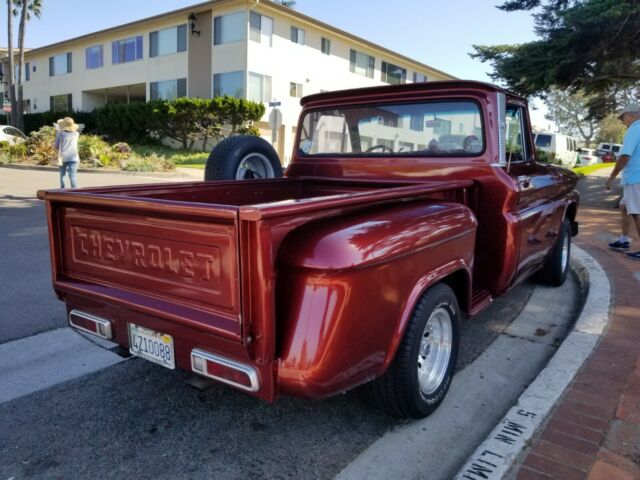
[609,240,630,251]
[625,251,640,260]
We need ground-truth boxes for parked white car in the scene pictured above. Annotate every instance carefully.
[595,142,622,159]
[533,131,579,167]
[577,148,599,166]
[0,125,27,145]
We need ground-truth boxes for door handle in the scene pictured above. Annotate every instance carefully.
[517,175,531,188]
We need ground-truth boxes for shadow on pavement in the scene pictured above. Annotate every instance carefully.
[0,195,67,344]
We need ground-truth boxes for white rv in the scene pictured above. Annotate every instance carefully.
[533,132,579,167]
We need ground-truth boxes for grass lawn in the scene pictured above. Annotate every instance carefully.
[130,144,208,167]
[573,162,615,176]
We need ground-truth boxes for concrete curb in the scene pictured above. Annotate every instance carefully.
[0,162,198,179]
[454,244,611,480]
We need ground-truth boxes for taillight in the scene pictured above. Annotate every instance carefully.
[69,310,113,339]
[190,349,259,392]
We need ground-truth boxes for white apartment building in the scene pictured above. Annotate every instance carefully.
[8,0,454,160]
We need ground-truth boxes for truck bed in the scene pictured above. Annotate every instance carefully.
[39,177,474,401]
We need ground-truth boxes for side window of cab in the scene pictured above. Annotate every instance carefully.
[505,105,532,163]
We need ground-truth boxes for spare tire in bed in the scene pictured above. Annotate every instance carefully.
[204,136,283,181]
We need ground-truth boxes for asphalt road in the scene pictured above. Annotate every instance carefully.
[0,166,197,344]
[0,165,582,480]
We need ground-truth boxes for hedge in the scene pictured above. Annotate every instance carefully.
[23,110,97,135]
[21,96,265,149]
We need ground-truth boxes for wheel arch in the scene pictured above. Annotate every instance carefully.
[379,264,471,375]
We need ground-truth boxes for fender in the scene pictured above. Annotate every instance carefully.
[276,201,477,398]
[380,260,472,374]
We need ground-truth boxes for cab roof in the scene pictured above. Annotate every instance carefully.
[300,80,525,107]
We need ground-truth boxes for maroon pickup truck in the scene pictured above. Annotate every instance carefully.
[39,81,578,418]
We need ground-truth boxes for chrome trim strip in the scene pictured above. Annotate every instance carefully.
[190,348,260,392]
[69,309,113,339]
[497,92,507,167]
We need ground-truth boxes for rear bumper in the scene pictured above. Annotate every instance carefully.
[64,293,276,402]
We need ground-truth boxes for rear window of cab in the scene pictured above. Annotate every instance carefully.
[298,100,484,157]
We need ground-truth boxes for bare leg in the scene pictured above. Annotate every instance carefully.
[622,204,632,237]
[632,214,640,239]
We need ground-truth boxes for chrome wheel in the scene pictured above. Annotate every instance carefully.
[235,153,275,179]
[417,306,453,395]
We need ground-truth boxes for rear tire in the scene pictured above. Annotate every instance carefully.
[366,283,460,418]
[204,135,283,181]
[535,217,571,286]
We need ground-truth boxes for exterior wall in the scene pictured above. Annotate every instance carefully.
[211,6,248,84]
[12,0,453,164]
[21,12,191,112]
[188,10,213,98]
[247,3,451,163]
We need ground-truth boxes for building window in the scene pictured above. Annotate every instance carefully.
[112,36,143,64]
[85,45,103,69]
[290,82,303,98]
[150,78,187,100]
[413,72,427,83]
[381,61,407,85]
[150,25,187,57]
[249,12,273,46]
[214,71,244,98]
[321,37,331,55]
[49,53,72,76]
[248,72,272,103]
[14,63,30,81]
[50,94,72,112]
[349,49,374,78]
[290,26,305,45]
[214,12,245,45]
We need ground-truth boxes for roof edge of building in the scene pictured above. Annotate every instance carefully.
[16,0,454,80]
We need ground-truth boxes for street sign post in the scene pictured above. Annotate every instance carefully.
[268,103,283,144]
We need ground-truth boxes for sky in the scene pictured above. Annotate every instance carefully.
[0,0,551,128]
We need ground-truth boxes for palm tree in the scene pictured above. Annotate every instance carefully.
[6,0,17,126]
[15,0,42,130]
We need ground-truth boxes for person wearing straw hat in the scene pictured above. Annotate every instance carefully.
[54,117,80,188]
[606,103,640,259]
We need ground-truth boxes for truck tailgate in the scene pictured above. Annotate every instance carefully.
[46,193,242,340]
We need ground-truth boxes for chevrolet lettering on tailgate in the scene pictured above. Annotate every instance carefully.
[72,226,219,284]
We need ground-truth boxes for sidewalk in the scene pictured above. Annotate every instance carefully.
[515,168,640,480]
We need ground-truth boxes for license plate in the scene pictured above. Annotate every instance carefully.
[129,324,175,369]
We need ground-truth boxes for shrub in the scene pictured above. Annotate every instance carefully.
[23,110,97,135]
[111,142,132,168]
[8,142,28,160]
[96,96,265,149]
[98,154,113,167]
[124,152,175,172]
[535,149,559,165]
[78,134,110,164]
[0,140,10,151]
[25,126,57,165]
[96,102,151,143]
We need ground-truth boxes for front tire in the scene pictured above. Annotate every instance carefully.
[204,135,283,181]
[366,283,460,418]
[535,217,571,286]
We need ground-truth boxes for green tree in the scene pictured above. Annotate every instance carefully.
[219,96,265,136]
[472,0,640,117]
[544,90,598,146]
[596,114,626,144]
